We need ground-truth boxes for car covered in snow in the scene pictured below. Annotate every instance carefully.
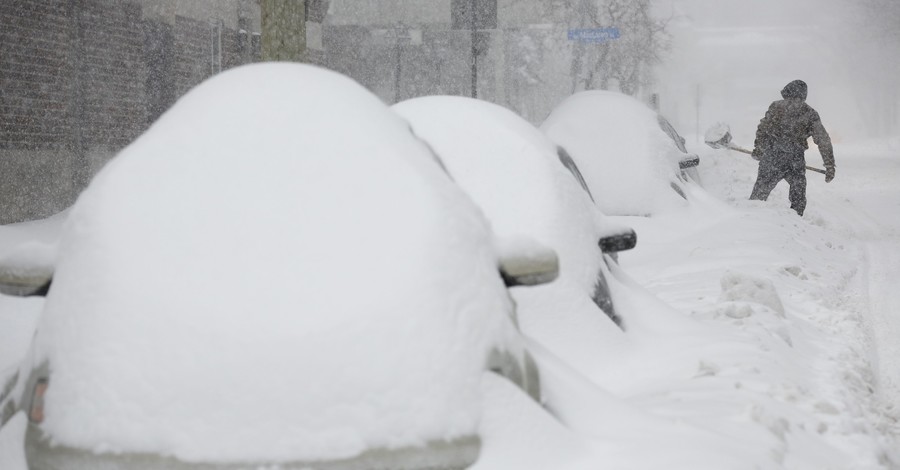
[393,95,638,382]
[0,64,554,469]
[541,90,701,216]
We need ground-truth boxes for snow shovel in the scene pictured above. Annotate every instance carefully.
[704,123,827,175]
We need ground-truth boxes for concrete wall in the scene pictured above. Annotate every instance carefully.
[327,0,452,27]
[317,0,575,122]
[141,0,258,30]
[326,0,563,28]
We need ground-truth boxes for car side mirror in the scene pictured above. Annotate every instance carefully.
[598,229,637,253]
[679,155,700,169]
[0,266,53,297]
[498,240,559,287]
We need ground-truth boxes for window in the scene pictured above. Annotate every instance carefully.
[556,146,594,202]
[657,115,688,153]
[592,271,621,327]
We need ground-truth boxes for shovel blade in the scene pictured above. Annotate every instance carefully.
[704,122,733,149]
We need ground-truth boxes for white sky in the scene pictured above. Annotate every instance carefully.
[655,0,892,145]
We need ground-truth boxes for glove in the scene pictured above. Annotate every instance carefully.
[825,166,835,183]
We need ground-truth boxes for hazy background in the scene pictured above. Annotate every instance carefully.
[654,0,899,146]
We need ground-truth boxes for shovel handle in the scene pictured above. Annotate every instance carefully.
[728,145,827,175]
[728,145,753,155]
[805,165,827,175]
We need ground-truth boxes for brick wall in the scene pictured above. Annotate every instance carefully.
[173,14,212,97]
[1,0,258,224]
[75,0,147,151]
[1,0,81,223]
[1,1,76,152]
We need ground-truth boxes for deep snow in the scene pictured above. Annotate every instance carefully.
[1,129,899,467]
[608,140,900,468]
[470,137,900,468]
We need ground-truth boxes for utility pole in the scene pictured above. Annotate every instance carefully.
[695,83,701,144]
[470,0,477,99]
[394,23,405,103]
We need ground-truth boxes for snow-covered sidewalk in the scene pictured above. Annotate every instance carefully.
[610,144,900,468]
[464,142,900,470]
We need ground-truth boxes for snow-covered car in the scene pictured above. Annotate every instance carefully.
[541,90,701,216]
[393,95,638,382]
[0,64,554,470]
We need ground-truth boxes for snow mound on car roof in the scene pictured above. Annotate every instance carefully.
[394,96,604,295]
[34,63,521,463]
[541,90,685,216]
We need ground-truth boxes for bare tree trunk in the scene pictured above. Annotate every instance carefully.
[260,0,307,62]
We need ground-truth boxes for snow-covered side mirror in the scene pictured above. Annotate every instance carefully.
[679,155,700,169]
[0,238,58,297]
[497,238,559,287]
[0,269,52,297]
[0,260,53,297]
[598,229,637,253]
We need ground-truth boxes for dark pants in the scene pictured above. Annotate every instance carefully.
[749,157,807,216]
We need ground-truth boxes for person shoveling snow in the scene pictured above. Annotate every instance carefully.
[706,80,836,216]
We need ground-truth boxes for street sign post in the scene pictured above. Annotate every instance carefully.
[567,27,620,43]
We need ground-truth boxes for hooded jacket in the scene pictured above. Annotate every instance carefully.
[753,80,835,170]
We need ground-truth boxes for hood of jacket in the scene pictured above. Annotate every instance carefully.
[781,80,808,100]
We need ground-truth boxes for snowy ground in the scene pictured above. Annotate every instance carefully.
[1,138,899,468]
[605,139,900,468]
[475,139,900,469]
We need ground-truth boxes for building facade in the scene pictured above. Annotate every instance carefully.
[313,0,576,121]
[2,0,654,224]
[1,0,260,223]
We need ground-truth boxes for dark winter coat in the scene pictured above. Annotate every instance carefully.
[753,80,835,171]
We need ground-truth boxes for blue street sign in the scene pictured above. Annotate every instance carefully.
[567,28,620,43]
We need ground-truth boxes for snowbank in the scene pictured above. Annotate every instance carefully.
[612,146,900,467]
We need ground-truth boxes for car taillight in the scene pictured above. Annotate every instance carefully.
[29,379,48,423]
